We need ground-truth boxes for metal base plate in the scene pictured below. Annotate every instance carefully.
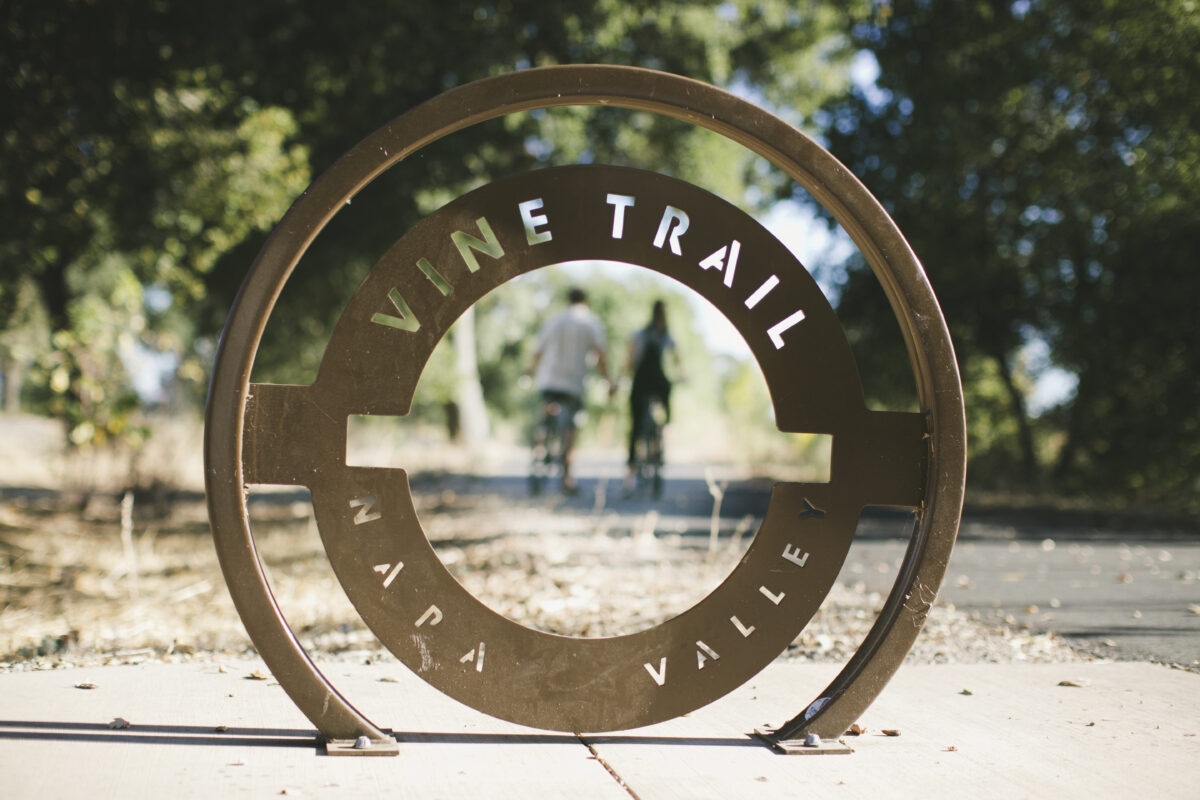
[754,728,854,755]
[322,735,400,756]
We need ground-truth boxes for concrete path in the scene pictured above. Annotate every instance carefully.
[2,657,1196,798]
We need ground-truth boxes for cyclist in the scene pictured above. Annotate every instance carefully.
[624,299,681,493]
[528,287,613,494]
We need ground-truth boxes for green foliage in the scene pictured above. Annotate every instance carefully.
[8,0,1192,510]
[715,357,834,477]
[2,0,863,459]
[436,264,719,441]
[3,1,313,445]
[29,258,147,447]
[0,277,50,412]
[820,0,1200,508]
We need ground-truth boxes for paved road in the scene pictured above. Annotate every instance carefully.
[779,505,1200,671]
[938,523,1199,668]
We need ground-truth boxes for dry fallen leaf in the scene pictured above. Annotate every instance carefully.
[881,729,901,737]
[74,682,97,690]
[846,723,867,735]
[959,688,974,696]
[246,669,270,681]
[108,717,131,729]
[1188,604,1200,616]
[1058,679,1087,687]
[215,724,229,732]
[377,676,400,683]
[944,745,958,752]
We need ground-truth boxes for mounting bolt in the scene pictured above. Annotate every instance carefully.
[804,733,822,747]
[353,736,371,750]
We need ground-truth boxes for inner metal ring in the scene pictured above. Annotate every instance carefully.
[205,65,965,742]
[265,165,917,731]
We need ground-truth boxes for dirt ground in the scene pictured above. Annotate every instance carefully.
[0,481,1078,672]
[0,412,1082,671]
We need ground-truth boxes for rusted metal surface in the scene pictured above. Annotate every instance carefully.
[205,64,965,748]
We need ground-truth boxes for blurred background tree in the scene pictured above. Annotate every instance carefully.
[819,0,1200,510]
[2,0,858,457]
[2,0,1196,511]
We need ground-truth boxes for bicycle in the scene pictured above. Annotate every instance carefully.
[628,395,667,499]
[529,393,575,495]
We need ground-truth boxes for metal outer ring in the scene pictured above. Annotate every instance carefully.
[205,64,966,743]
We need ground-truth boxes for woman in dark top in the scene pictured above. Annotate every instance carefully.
[625,300,681,489]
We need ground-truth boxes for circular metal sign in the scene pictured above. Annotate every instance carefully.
[206,65,965,748]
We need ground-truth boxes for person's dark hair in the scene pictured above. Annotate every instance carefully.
[650,299,667,333]
[568,287,587,305]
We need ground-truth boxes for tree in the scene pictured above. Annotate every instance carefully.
[0,276,47,412]
[3,0,310,446]
[818,0,1200,507]
[3,0,865,456]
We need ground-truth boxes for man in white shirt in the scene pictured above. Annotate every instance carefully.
[529,287,613,493]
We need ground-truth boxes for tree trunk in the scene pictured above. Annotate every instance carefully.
[1053,369,1089,485]
[993,349,1038,483]
[2,356,23,413]
[451,307,490,446]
